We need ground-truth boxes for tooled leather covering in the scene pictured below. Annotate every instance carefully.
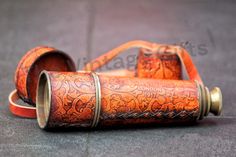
[46,72,199,128]
[15,47,55,103]
[137,48,182,79]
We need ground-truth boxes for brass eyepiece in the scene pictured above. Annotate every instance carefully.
[209,87,222,116]
[197,82,223,120]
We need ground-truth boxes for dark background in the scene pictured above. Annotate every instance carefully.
[0,0,236,156]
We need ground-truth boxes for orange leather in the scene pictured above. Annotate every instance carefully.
[98,69,135,77]
[9,90,36,118]
[137,48,182,79]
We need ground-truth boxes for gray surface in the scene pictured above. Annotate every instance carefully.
[0,0,235,157]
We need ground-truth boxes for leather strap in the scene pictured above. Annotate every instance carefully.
[9,90,36,118]
[83,40,203,84]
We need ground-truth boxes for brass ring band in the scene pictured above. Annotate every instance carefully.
[195,81,202,120]
[91,72,102,128]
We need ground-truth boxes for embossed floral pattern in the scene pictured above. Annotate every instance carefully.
[46,72,200,128]
[137,49,182,80]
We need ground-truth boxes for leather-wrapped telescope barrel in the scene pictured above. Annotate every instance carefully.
[37,71,222,129]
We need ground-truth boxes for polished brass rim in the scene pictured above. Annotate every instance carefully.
[204,87,211,116]
[91,72,101,128]
[199,84,206,120]
[209,87,222,116]
[36,71,51,129]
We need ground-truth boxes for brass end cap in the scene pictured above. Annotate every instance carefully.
[209,87,222,116]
